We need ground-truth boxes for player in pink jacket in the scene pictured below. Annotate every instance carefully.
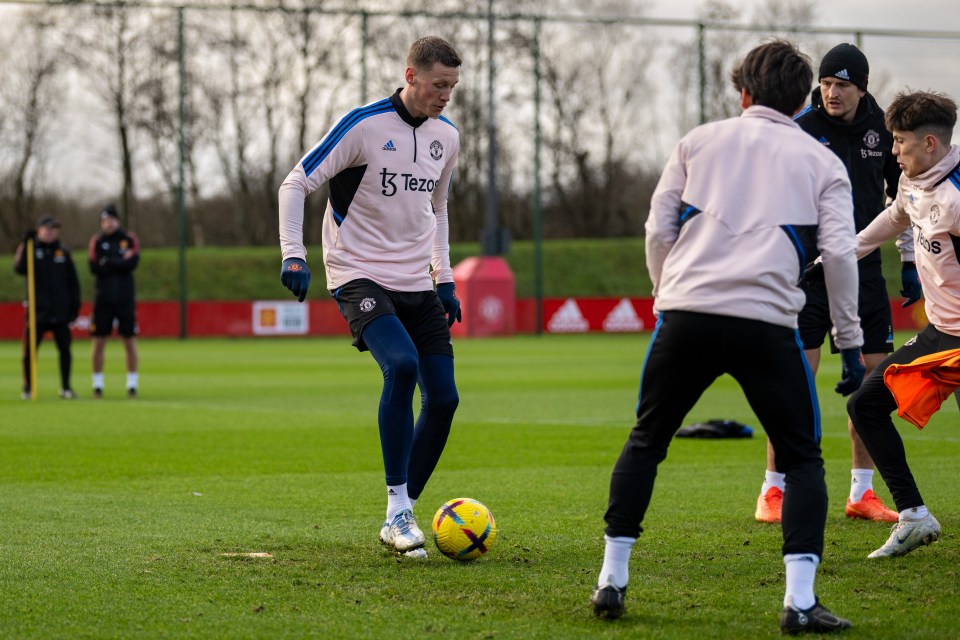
[278,37,463,559]
[847,90,960,559]
[590,40,859,634]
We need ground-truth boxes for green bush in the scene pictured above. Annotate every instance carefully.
[0,239,907,301]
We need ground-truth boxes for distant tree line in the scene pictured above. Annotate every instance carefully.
[0,0,821,252]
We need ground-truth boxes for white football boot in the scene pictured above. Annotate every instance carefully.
[868,513,941,558]
[379,509,426,554]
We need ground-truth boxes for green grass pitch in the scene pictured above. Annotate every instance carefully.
[1,333,958,639]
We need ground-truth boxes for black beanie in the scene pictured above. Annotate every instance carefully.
[818,43,869,90]
[100,204,120,220]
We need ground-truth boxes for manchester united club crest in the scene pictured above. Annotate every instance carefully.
[359,297,376,313]
[863,129,880,149]
[931,204,941,225]
[430,140,444,161]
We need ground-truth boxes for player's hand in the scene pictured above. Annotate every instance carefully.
[280,257,311,302]
[801,258,824,286]
[22,229,37,242]
[436,282,462,327]
[835,348,866,396]
[899,261,922,308]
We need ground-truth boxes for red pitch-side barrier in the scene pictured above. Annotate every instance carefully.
[0,298,928,339]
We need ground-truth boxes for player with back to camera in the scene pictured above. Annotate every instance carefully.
[88,204,141,399]
[755,43,914,525]
[278,36,463,559]
[14,216,81,399]
[589,40,861,634]
[847,90,960,559]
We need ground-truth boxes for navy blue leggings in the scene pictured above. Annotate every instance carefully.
[363,314,459,496]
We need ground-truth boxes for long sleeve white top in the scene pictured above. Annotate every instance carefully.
[279,92,460,292]
[858,145,960,336]
[647,105,863,349]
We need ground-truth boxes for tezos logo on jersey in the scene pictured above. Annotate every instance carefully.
[914,224,941,254]
[359,297,376,313]
[380,168,438,197]
[863,130,880,149]
[430,140,444,161]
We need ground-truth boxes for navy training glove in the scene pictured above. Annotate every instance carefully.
[835,348,866,396]
[899,261,922,308]
[280,257,311,302]
[436,282,462,328]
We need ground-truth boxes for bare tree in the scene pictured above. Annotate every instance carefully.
[674,0,822,132]
[537,19,657,238]
[68,5,153,229]
[0,8,62,244]
[280,3,353,246]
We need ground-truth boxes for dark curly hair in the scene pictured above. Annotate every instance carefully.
[730,39,812,116]
[885,90,957,144]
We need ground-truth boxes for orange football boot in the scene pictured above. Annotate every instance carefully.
[755,486,783,523]
[845,489,898,522]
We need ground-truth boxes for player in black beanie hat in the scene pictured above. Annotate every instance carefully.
[754,42,910,528]
[819,43,869,91]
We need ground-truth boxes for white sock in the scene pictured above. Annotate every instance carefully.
[92,373,104,389]
[850,469,874,502]
[761,471,786,495]
[900,505,929,521]
[127,372,139,390]
[410,498,417,511]
[783,553,819,610]
[385,484,412,522]
[598,535,635,589]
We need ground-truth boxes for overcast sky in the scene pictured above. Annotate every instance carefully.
[648,0,960,32]
[646,0,960,144]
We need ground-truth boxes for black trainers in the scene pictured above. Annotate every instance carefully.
[590,584,626,619]
[93,388,103,399]
[127,387,137,399]
[780,598,851,634]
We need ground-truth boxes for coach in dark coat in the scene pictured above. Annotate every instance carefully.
[14,215,81,398]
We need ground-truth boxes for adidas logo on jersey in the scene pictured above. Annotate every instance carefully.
[382,140,397,151]
[834,68,850,80]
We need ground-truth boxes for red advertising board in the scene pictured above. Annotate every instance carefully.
[0,297,930,340]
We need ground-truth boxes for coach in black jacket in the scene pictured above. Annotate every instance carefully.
[14,216,81,399]
[88,204,140,399]
[755,43,911,525]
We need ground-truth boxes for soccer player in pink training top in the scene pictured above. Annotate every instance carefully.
[590,40,860,634]
[847,90,960,559]
[278,37,463,559]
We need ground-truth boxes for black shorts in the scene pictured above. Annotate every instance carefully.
[332,278,453,356]
[91,300,138,338]
[798,274,893,354]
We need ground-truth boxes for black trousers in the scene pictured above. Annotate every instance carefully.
[604,311,828,558]
[848,323,960,512]
[22,322,73,391]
